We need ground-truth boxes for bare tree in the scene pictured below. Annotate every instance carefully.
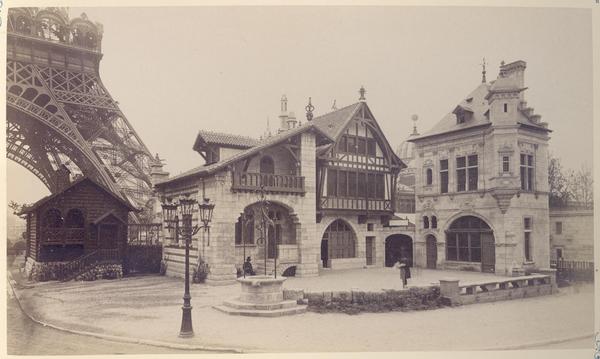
[568,164,593,208]
[548,155,571,207]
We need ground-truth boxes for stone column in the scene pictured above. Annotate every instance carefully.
[295,132,319,277]
[439,278,460,305]
[204,173,237,285]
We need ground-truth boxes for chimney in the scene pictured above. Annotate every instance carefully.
[499,60,526,89]
[53,164,72,192]
[278,94,289,131]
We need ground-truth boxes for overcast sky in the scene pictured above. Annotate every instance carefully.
[6,5,593,206]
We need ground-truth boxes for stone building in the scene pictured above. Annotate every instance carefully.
[549,203,594,262]
[154,91,414,284]
[408,60,552,275]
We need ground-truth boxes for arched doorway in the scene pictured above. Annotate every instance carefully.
[446,215,495,273]
[426,235,437,269]
[385,234,413,267]
[321,219,356,268]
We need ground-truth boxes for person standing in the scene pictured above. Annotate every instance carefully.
[395,259,408,288]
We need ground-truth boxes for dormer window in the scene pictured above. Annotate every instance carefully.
[457,114,466,124]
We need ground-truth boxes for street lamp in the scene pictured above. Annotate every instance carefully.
[161,196,215,338]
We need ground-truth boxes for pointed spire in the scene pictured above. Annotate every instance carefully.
[410,114,419,136]
[359,86,366,101]
[481,57,487,83]
[332,99,337,111]
[305,97,314,122]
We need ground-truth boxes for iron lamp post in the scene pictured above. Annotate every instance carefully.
[161,196,215,338]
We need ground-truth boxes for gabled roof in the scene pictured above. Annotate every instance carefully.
[312,101,404,169]
[193,130,260,153]
[311,102,362,139]
[156,123,335,187]
[19,177,139,214]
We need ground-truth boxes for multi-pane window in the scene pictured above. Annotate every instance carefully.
[336,135,378,157]
[423,216,429,229]
[456,155,478,192]
[502,156,510,173]
[555,221,563,235]
[524,217,532,261]
[431,216,437,229]
[440,159,449,193]
[324,220,356,259]
[235,215,255,245]
[327,169,384,199]
[446,216,489,262]
[520,154,534,191]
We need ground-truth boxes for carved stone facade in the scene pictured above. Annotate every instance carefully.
[410,60,551,276]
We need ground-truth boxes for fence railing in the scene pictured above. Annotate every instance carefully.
[128,223,162,245]
[550,259,594,282]
[232,171,305,194]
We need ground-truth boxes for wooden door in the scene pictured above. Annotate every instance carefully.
[98,224,119,249]
[426,235,437,269]
[481,233,495,273]
[366,236,375,265]
[321,240,329,268]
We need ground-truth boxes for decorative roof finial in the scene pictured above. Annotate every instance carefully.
[359,86,366,101]
[411,114,419,136]
[305,97,315,122]
[332,99,337,111]
[481,57,487,83]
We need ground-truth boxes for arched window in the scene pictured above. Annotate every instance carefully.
[446,216,491,263]
[259,156,275,174]
[431,216,437,229]
[426,168,433,185]
[43,208,63,228]
[423,216,429,229]
[65,209,85,228]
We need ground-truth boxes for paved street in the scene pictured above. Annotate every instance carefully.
[6,282,213,355]
[8,266,594,353]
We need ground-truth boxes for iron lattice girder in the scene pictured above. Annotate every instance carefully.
[7,58,155,208]
[7,63,119,194]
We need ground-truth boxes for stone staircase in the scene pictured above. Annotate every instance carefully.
[214,298,307,317]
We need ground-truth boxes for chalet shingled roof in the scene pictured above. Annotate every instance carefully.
[156,122,335,187]
[19,177,139,215]
[193,130,260,153]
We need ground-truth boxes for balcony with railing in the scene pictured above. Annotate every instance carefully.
[319,197,393,212]
[42,228,86,245]
[232,171,305,194]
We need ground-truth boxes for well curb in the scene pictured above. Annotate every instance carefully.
[7,272,246,354]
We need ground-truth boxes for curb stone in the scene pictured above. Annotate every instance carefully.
[483,333,593,350]
[7,272,245,354]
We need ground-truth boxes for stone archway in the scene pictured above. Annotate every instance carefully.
[445,215,495,273]
[384,234,413,267]
[321,219,356,268]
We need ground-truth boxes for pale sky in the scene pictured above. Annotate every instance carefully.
[6,6,593,206]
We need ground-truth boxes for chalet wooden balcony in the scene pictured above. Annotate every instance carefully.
[42,228,86,245]
[232,171,305,194]
[319,197,393,212]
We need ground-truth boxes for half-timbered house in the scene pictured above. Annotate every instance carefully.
[154,90,407,284]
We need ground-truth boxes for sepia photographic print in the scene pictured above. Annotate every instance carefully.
[3,1,599,358]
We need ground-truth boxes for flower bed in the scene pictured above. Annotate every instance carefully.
[289,286,445,315]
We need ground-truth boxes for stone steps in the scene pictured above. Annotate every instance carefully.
[213,304,307,317]
[221,298,299,311]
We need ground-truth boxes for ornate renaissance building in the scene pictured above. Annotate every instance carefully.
[409,60,551,275]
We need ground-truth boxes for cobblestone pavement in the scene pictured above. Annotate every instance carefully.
[10,266,594,353]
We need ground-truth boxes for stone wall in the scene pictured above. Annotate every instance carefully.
[549,208,594,261]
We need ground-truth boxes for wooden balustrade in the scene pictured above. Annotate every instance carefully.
[232,171,305,194]
[319,197,392,212]
[42,228,86,245]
